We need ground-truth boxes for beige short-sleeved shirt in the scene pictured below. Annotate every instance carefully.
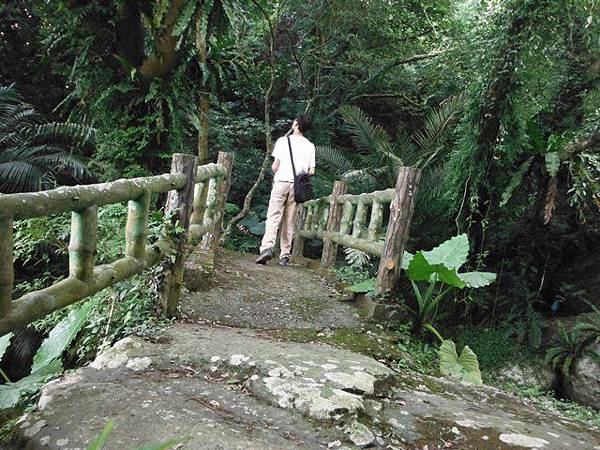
[272,135,316,182]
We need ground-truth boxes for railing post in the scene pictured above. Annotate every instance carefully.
[190,181,209,226]
[352,200,368,239]
[339,203,355,235]
[292,206,307,257]
[321,181,348,268]
[201,152,234,252]
[0,217,13,318]
[375,167,421,295]
[367,201,383,241]
[69,206,97,282]
[125,191,150,259]
[162,153,198,317]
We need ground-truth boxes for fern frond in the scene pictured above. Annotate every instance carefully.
[413,93,466,169]
[317,145,355,176]
[339,105,393,154]
[172,0,199,38]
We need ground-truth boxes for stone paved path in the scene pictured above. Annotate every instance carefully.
[182,249,361,330]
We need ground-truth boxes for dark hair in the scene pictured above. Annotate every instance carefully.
[295,115,311,133]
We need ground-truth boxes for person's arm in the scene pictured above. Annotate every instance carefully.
[271,138,284,174]
[308,144,316,176]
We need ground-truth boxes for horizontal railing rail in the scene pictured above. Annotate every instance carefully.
[0,152,234,336]
[293,168,421,294]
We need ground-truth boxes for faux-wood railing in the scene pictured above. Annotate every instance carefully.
[293,167,421,294]
[0,152,233,336]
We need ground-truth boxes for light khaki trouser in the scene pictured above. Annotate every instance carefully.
[260,181,297,257]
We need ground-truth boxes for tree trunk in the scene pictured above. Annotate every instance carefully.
[195,11,211,164]
[139,0,186,80]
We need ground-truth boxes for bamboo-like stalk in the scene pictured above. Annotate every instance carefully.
[204,152,234,252]
[326,232,384,256]
[202,178,218,223]
[69,206,98,281]
[304,204,314,232]
[339,203,356,236]
[319,200,329,232]
[337,188,395,205]
[298,230,326,240]
[0,174,187,221]
[367,201,383,242]
[190,182,209,226]
[195,163,227,183]
[0,216,13,318]
[125,191,150,259]
[352,201,368,239]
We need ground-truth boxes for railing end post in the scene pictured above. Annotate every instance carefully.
[320,180,348,269]
[374,166,421,296]
[162,153,199,318]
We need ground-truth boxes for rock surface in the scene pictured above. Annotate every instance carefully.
[565,342,600,409]
[9,324,600,449]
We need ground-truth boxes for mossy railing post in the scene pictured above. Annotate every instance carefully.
[321,181,347,269]
[375,166,421,295]
[292,206,307,257]
[69,206,98,281]
[0,217,13,317]
[203,151,234,253]
[162,153,198,317]
[125,191,151,259]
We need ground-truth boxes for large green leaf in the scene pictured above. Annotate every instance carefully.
[407,253,465,288]
[400,251,414,270]
[346,278,375,294]
[439,339,482,385]
[0,359,62,409]
[31,300,95,374]
[421,234,469,270]
[458,271,497,288]
[0,332,13,361]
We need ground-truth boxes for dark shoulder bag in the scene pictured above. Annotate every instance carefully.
[287,135,314,203]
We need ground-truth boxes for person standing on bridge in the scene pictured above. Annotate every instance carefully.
[256,115,315,266]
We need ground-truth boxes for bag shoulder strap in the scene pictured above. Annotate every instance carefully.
[287,135,297,178]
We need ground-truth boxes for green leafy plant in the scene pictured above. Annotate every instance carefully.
[439,339,483,385]
[319,95,465,193]
[546,304,600,376]
[402,234,496,335]
[0,84,93,193]
[0,300,95,409]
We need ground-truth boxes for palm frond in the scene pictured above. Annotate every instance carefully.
[317,145,355,176]
[0,160,44,193]
[0,84,93,193]
[413,93,466,169]
[31,122,96,149]
[339,105,393,154]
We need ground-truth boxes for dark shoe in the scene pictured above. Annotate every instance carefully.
[255,248,273,265]
[279,255,290,267]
